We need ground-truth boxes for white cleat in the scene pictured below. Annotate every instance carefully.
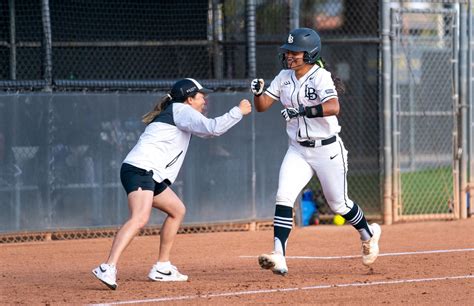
[362,223,382,266]
[258,252,288,276]
[148,263,188,282]
[92,263,118,290]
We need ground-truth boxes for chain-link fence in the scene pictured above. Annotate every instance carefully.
[0,1,472,234]
[392,6,458,220]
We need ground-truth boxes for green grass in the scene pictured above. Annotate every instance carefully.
[304,167,454,216]
[400,167,453,214]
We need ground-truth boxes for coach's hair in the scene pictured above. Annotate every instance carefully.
[316,58,345,95]
[142,94,172,124]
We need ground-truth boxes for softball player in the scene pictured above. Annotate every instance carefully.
[251,28,381,275]
[93,78,252,289]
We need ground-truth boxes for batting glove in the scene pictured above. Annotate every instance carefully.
[251,78,264,96]
[280,107,302,121]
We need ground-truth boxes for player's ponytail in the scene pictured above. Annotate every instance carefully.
[142,94,172,124]
[316,58,345,95]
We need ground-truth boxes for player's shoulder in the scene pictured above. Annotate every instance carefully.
[315,66,331,77]
[173,103,197,118]
[275,69,293,79]
[311,66,332,83]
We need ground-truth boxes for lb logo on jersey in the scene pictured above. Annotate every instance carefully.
[304,85,317,100]
[288,34,294,43]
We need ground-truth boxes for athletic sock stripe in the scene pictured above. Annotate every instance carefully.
[348,210,363,224]
[274,220,293,226]
[274,223,293,229]
[274,216,293,221]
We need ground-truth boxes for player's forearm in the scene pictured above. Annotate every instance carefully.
[318,98,339,116]
[253,94,273,112]
[305,98,339,117]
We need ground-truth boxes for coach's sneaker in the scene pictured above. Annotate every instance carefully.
[92,263,117,290]
[258,252,288,276]
[148,262,188,282]
[362,223,382,266]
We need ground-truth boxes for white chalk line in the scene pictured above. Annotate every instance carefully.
[91,274,474,305]
[240,247,474,260]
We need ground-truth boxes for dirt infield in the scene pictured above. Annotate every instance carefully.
[1,219,473,304]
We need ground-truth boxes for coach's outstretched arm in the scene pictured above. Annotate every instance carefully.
[251,78,275,112]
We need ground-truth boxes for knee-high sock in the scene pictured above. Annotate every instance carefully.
[273,205,293,256]
[342,203,373,241]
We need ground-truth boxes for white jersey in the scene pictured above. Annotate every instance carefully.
[124,102,243,184]
[265,64,340,142]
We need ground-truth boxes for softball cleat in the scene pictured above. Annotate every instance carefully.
[258,252,288,276]
[92,263,118,290]
[148,263,188,282]
[361,223,382,266]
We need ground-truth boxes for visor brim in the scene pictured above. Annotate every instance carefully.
[199,88,213,94]
[279,44,306,52]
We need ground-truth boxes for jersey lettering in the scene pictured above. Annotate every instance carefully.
[304,85,318,100]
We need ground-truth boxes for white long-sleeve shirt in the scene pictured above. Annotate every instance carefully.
[123,102,243,184]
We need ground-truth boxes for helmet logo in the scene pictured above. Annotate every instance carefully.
[288,34,294,44]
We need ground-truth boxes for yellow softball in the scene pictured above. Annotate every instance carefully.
[333,214,345,226]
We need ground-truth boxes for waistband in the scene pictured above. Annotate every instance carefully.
[298,135,337,148]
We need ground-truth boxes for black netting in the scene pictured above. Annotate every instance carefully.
[1,0,382,87]
[50,0,209,80]
[1,0,43,81]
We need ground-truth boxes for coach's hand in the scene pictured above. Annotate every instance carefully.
[251,78,264,96]
[238,99,252,115]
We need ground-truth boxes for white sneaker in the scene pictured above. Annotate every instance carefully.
[258,252,288,276]
[148,263,188,282]
[92,263,117,290]
[362,223,382,266]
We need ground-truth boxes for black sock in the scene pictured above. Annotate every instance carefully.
[342,203,373,241]
[273,205,293,256]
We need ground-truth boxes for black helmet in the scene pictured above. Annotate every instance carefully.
[280,28,321,65]
[170,78,213,102]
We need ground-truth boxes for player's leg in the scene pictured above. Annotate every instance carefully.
[148,185,188,282]
[259,147,314,275]
[312,138,381,265]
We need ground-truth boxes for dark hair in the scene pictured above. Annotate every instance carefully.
[316,58,345,95]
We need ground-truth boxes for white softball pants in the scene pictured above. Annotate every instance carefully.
[275,136,354,215]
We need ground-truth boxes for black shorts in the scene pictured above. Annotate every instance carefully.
[120,163,169,196]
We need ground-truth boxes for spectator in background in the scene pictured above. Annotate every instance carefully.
[92,78,251,290]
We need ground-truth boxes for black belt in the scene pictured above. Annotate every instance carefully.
[298,136,336,148]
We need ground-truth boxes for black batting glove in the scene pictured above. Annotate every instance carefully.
[251,78,264,96]
[281,105,304,121]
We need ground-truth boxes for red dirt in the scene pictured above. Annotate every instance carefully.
[1,219,473,304]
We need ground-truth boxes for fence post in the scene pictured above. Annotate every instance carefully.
[289,0,300,30]
[41,0,53,91]
[459,2,469,219]
[211,0,224,79]
[9,0,16,80]
[382,0,393,225]
[246,0,257,78]
[246,0,257,230]
[469,0,474,216]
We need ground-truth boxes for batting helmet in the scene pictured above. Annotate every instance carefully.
[280,28,321,66]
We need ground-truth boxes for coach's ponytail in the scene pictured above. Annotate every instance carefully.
[142,94,172,124]
[316,58,345,95]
